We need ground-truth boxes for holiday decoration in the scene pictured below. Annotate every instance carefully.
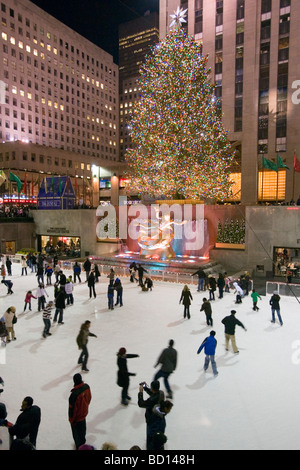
[125,9,234,201]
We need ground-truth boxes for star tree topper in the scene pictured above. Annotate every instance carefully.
[170,6,188,29]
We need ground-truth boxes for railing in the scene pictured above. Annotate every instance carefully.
[266,281,300,298]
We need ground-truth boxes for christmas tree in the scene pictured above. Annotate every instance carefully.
[125,8,234,201]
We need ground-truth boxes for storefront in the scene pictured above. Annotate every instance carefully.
[274,247,300,278]
[38,234,81,258]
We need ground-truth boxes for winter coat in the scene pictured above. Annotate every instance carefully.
[208,277,217,291]
[55,290,66,309]
[154,346,177,374]
[251,291,261,302]
[25,292,37,303]
[83,259,91,272]
[222,314,245,335]
[68,381,91,425]
[3,310,15,328]
[179,289,193,306]
[217,275,225,288]
[76,326,96,349]
[200,300,212,316]
[36,287,48,299]
[270,294,280,310]
[87,272,95,287]
[9,405,41,443]
[73,263,81,274]
[117,353,138,388]
[65,281,73,295]
[197,335,217,356]
[192,269,206,279]
[147,404,167,441]
[138,388,165,424]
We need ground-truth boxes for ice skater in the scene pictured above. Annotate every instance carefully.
[270,291,283,326]
[200,297,213,326]
[179,285,193,319]
[153,339,177,399]
[116,347,139,406]
[221,310,247,354]
[76,321,97,372]
[24,290,37,312]
[42,301,53,338]
[1,279,13,295]
[251,289,261,311]
[197,330,218,376]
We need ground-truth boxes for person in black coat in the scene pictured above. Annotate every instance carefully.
[192,268,207,291]
[217,273,225,299]
[179,285,193,319]
[147,400,173,451]
[208,275,217,300]
[9,396,41,448]
[54,288,66,324]
[87,271,96,299]
[221,310,246,354]
[5,256,12,276]
[138,380,165,450]
[137,264,148,286]
[117,347,139,406]
[83,258,91,282]
[113,278,123,306]
[200,298,213,326]
[270,291,283,326]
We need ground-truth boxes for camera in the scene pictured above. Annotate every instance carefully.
[139,381,147,388]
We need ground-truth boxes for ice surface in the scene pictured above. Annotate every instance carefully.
[0,261,300,450]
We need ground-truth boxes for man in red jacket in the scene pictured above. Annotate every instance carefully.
[68,373,91,449]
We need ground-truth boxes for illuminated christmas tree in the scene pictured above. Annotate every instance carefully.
[125,8,234,201]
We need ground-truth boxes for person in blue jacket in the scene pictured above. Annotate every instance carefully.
[197,330,218,377]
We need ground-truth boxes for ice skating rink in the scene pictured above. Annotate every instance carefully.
[0,262,300,450]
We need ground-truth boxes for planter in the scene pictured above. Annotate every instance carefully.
[215,242,245,250]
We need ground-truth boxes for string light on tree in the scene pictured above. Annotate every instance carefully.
[125,8,234,201]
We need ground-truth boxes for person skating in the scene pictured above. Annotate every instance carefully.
[270,291,283,326]
[208,275,217,301]
[179,285,193,319]
[154,339,177,399]
[192,267,207,292]
[221,310,247,354]
[251,289,261,311]
[5,256,12,276]
[68,374,91,449]
[36,283,49,311]
[54,287,66,324]
[1,279,13,295]
[137,264,148,286]
[73,262,81,283]
[107,282,114,310]
[200,297,213,326]
[113,277,123,306]
[24,290,37,312]
[42,301,54,338]
[9,396,41,448]
[76,321,97,372]
[3,306,17,342]
[87,270,96,299]
[147,400,173,451]
[197,330,218,376]
[116,347,139,406]
[138,380,165,450]
[83,258,91,282]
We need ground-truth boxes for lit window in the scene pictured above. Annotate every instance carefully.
[2,32,7,40]
[47,44,51,51]
[53,47,57,55]
[12,86,17,94]
[18,40,23,48]
[26,45,30,53]
[10,36,15,44]
[33,49,38,56]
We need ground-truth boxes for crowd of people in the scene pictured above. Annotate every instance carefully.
[0,254,286,451]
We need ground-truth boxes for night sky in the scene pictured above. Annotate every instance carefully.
[30,0,159,63]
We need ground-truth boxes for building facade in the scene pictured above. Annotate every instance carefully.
[119,11,159,162]
[0,0,121,204]
[159,0,300,204]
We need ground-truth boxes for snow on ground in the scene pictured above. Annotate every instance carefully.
[0,261,300,450]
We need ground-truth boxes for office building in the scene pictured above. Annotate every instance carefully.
[159,0,300,203]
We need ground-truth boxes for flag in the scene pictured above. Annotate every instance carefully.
[51,175,55,192]
[294,153,300,173]
[0,170,7,188]
[34,175,41,187]
[23,172,27,194]
[277,155,290,170]
[43,177,48,193]
[59,177,63,195]
[9,171,22,192]
[262,156,277,171]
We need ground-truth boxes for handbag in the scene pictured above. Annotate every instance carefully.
[12,315,17,324]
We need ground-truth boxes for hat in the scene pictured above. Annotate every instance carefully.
[151,380,160,391]
[231,310,236,315]
[73,373,82,385]
[210,331,216,336]
[118,347,126,356]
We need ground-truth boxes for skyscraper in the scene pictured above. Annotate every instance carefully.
[159,0,300,203]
